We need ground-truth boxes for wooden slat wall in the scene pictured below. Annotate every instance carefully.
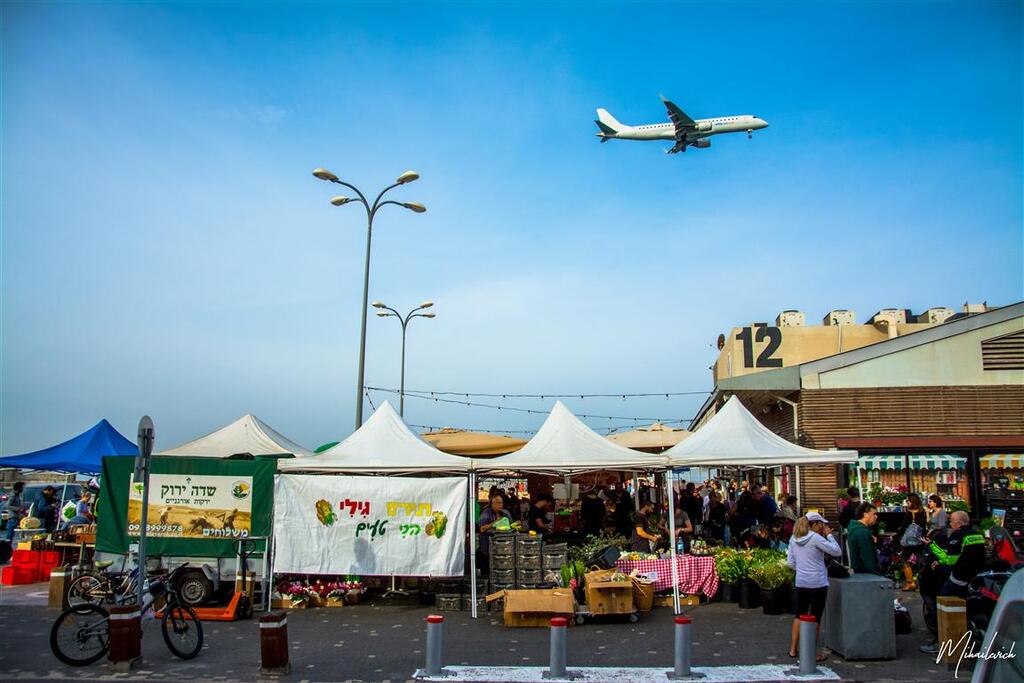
[800,386,1024,448]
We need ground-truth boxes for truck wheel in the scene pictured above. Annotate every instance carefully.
[178,571,213,606]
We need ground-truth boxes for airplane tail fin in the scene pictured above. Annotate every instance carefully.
[595,108,623,140]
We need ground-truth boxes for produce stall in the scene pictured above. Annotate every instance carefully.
[615,554,718,596]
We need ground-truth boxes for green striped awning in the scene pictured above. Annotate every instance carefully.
[859,454,967,471]
[980,454,1024,470]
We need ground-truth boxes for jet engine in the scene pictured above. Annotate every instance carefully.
[693,139,711,148]
[695,121,713,132]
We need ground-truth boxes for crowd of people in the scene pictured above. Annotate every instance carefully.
[2,480,98,541]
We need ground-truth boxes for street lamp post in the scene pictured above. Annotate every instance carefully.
[312,168,426,430]
[373,301,436,416]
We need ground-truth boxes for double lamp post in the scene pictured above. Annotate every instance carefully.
[311,167,431,426]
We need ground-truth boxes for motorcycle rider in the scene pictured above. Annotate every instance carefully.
[919,510,986,654]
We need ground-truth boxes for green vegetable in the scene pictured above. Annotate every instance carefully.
[749,560,793,590]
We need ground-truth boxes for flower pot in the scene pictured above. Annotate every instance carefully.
[325,598,345,608]
[760,586,788,615]
[719,581,741,603]
[345,590,362,605]
[738,579,761,609]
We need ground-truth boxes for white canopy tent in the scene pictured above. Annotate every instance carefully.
[277,401,471,474]
[477,401,668,473]
[660,395,857,613]
[663,396,858,466]
[157,413,315,458]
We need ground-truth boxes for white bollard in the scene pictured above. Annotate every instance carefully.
[668,615,704,679]
[544,616,568,679]
[425,614,444,676]
[797,614,820,676]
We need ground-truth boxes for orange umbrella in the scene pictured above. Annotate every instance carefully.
[421,428,527,457]
[607,422,691,452]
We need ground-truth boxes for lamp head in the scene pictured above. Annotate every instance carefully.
[312,168,338,182]
[421,313,436,318]
[371,301,386,309]
[402,201,427,213]
[376,312,391,317]
[330,196,353,206]
[419,301,434,309]
[396,170,420,185]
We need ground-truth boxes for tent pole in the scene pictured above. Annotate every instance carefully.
[58,473,70,528]
[794,466,802,515]
[468,471,478,619]
[666,469,681,614]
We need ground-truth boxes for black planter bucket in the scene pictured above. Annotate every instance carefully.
[738,579,762,609]
[761,587,788,615]
[787,587,800,615]
[719,582,740,603]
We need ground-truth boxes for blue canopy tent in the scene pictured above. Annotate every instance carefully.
[0,419,137,474]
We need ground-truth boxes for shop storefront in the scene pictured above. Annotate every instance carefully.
[856,454,970,509]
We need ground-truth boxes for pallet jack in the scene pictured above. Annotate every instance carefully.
[158,538,259,621]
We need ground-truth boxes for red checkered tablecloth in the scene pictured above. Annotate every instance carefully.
[615,555,718,597]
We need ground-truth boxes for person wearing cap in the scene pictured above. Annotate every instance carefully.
[787,512,842,661]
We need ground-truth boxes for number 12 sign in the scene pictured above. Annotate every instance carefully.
[735,325,783,368]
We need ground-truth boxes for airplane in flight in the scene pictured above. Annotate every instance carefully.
[594,96,769,154]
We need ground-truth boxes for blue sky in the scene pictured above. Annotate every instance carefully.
[2,1,1022,453]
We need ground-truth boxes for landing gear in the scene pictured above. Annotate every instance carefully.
[747,129,753,139]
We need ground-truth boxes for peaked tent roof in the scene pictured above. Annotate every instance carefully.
[477,401,667,473]
[665,396,857,466]
[278,401,472,473]
[0,419,137,474]
[157,414,314,458]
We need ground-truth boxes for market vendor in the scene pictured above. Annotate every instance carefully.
[477,493,512,566]
[631,500,661,552]
[527,494,553,534]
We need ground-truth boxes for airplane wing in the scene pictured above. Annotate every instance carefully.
[660,95,696,140]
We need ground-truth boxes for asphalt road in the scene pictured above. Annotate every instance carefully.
[0,586,960,682]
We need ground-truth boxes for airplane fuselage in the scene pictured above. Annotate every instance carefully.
[609,114,766,141]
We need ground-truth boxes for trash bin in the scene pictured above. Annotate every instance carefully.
[823,574,897,660]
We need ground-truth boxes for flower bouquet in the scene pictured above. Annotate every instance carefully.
[340,576,366,604]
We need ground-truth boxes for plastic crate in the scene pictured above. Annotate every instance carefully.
[11,550,40,568]
[40,551,61,566]
[1,565,39,585]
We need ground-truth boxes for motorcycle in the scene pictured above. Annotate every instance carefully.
[966,570,1014,643]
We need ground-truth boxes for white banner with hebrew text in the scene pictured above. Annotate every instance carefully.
[273,475,467,576]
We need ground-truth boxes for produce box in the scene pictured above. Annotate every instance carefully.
[584,569,634,616]
[653,594,700,607]
[486,588,575,628]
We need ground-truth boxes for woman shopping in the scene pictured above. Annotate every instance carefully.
[899,493,928,591]
[787,512,842,661]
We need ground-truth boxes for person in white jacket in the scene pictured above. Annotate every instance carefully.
[786,512,842,660]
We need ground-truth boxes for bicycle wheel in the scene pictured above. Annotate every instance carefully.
[161,602,203,660]
[50,604,110,666]
[66,575,105,607]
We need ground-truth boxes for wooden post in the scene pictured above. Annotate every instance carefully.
[107,604,142,671]
[937,596,968,668]
[48,565,69,609]
[259,611,290,674]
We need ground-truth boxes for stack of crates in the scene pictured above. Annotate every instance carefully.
[0,549,58,585]
[542,542,568,577]
[516,533,543,587]
[489,533,517,592]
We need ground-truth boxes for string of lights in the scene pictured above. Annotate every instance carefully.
[365,386,699,423]
[365,385,709,400]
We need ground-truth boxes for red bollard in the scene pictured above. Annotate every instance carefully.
[260,611,290,675]
[107,604,142,671]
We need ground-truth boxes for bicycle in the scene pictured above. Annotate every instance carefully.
[50,563,204,666]
[66,560,140,607]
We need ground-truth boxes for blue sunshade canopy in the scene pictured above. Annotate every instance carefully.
[0,419,138,474]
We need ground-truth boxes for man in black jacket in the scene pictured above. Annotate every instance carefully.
[918,511,986,654]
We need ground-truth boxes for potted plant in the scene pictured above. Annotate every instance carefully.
[749,560,792,615]
[283,583,311,608]
[714,549,749,603]
[342,576,366,604]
